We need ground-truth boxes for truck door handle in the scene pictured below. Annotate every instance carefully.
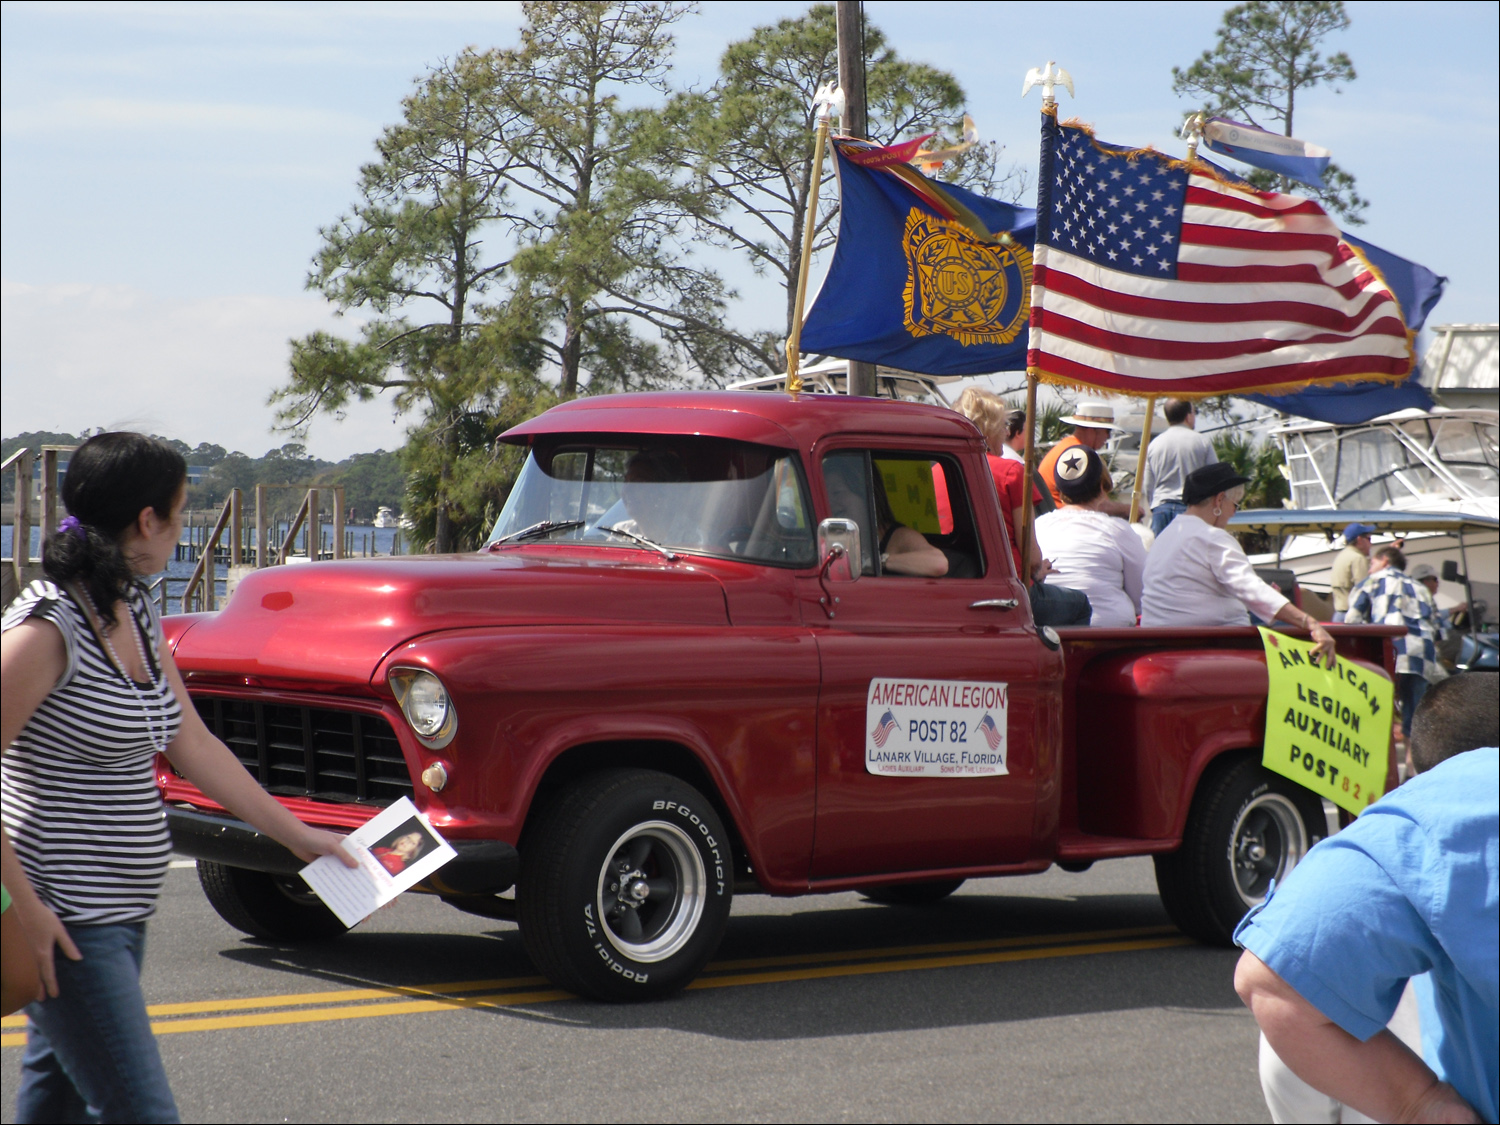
[969,598,1020,610]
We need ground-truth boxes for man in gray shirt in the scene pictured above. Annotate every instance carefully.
[1146,398,1217,535]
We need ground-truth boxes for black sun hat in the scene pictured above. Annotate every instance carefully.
[1183,462,1252,506]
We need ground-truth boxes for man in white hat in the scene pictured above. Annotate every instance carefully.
[1038,401,1134,519]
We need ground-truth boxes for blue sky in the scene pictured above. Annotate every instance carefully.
[2,1,1495,458]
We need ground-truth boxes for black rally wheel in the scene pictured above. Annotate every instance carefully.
[861,879,966,905]
[197,860,349,941]
[1154,753,1327,946]
[518,770,733,1002]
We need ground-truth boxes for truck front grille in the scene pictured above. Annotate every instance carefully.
[192,697,413,806]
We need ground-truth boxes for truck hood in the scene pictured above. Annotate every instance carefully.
[171,552,730,687]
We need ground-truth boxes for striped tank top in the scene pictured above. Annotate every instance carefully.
[2,580,183,925]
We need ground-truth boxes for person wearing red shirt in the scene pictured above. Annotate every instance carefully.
[953,389,1091,626]
[371,831,425,876]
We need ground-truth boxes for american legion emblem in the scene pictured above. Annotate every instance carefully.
[901,208,1032,348]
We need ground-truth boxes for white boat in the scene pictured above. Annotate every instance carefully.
[728,359,958,405]
[1247,407,1499,623]
[372,506,400,529]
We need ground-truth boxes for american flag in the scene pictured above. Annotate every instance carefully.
[978,714,1003,751]
[1027,116,1411,396]
[871,710,898,748]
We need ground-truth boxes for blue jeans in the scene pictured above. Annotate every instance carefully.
[1397,673,1428,739]
[1030,581,1092,627]
[16,921,179,1124]
[1151,501,1186,536]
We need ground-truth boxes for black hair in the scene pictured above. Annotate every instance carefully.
[43,432,187,627]
[1163,399,1194,425]
[1054,444,1105,505]
[1409,674,1499,774]
[1005,409,1028,440]
[1374,545,1407,572]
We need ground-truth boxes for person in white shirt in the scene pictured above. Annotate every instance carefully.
[1142,463,1336,665]
[1035,444,1145,627]
[1145,399,1217,536]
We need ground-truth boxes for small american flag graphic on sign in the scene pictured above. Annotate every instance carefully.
[871,710,898,748]
[978,714,1002,751]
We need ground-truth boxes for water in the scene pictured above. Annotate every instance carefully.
[3,525,408,615]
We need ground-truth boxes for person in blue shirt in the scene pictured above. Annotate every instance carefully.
[1234,672,1498,1124]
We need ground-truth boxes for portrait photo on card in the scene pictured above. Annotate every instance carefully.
[368,816,441,877]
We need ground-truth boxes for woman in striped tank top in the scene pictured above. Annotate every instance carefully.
[1,433,355,1124]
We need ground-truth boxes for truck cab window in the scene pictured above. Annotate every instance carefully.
[821,450,983,578]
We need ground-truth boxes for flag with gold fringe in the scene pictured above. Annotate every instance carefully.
[1028,112,1413,397]
[800,139,1036,376]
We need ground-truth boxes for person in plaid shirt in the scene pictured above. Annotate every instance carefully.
[1346,545,1443,738]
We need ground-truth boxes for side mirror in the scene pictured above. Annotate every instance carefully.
[817,518,862,582]
[1441,559,1463,583]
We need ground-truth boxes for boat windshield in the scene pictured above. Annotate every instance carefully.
[1399,416,1500,497]
[1281,416,1499,510]
[485,437,816,567]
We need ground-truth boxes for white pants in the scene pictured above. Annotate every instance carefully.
[1259,982,1422,1124]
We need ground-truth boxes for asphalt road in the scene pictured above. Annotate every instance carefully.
[3,857,1270,1123]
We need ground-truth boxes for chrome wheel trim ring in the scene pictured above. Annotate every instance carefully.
[596,820,706,964]
[1228,792,1309,908]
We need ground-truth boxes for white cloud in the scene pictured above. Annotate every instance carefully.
[1,279,412,460]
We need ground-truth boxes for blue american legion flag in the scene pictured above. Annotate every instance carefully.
[1028,114,1412,396]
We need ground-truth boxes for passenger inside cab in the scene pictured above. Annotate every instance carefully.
[822,454,949,578]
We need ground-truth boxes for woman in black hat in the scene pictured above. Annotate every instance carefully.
[1141,462,1335,665]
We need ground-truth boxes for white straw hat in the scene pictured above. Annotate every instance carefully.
[1059,400,1125,431]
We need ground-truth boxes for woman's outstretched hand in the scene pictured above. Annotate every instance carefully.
[289,827,359,869]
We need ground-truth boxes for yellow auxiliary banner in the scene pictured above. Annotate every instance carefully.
[1258,627,1394,815]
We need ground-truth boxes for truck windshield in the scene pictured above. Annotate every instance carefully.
[485,437,816,567]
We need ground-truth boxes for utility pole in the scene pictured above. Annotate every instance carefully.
[836,0,878,399]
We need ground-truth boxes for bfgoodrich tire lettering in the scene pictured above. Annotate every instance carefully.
[197,860,349,941]
[519,769,733,1002]
[1154,753,1326,946]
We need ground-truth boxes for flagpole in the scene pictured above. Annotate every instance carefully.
[786,84,843,396]
[1128,396,1157,524]
[1019,62,1072,585]
[1019,373,1040,581]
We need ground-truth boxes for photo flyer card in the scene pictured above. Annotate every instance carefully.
[299,796,457,927]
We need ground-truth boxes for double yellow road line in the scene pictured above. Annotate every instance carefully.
[0,925,1188,1046]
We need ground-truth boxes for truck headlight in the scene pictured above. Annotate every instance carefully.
[389,668,457,749]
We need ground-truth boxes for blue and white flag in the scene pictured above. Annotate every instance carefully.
[1203,117,1331,189]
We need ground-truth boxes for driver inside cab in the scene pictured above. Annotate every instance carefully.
[823,456,948,577]
[616,448,688,542]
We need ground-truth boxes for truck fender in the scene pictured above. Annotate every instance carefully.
[511,715,759,878]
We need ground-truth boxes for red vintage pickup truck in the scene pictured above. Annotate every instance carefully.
[162,391,1398,1001]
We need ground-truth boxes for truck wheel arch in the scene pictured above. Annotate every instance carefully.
[1170,739,1266,842]
[519,738,757,889]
